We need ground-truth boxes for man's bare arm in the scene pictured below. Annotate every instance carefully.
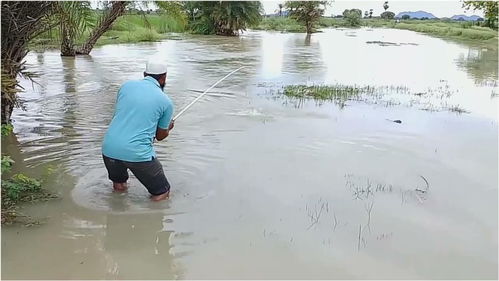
[155,121,174,141]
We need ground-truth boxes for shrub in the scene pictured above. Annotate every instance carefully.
[381,11,395,19]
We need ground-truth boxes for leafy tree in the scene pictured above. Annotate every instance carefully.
[286,1,329,34]
[343,9,362,26]
[188,1,262,36]
[369,9,373,18]
[364,11,369,18]
[401,14,410,20]
[463,1,498,28]
[383,1,389,11]
[381,11,395,19]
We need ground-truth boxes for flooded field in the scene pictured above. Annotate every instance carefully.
[2,28,498,279]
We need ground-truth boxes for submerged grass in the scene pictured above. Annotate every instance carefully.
[284,85,367,100]
[279,83,469,114]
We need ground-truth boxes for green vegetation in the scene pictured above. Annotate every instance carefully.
[1,155,14,173]
[3,174,43,202]
[280,83,470,114]
[1,123,56,225]
[285,1,329,34]
[364,18,498,42]
[31,13,186,51]
[381,11,395,19]
[343,9,362,27]
[1,124,14,136]
[1,155,57,225]
[186,1,262,35]
[252,16,305,32]
[463,1,498,29]
[54,1,94,56]
[254,17,498,43]
[283,84,365,100]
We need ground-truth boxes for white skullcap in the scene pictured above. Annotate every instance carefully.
[145,57,167,75]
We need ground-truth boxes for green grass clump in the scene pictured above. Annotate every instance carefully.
[1,156,57,225]
[2,174,43,202]
[1,124,13,136]
[283,84,375,100]
[1,155,14,173]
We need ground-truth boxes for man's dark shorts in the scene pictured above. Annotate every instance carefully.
[103,155,170,195]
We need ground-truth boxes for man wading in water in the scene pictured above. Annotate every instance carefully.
[102,57,174,201]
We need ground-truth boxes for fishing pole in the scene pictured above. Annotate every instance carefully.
[173,66,245,121]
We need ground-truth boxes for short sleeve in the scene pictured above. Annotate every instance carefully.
[158,101,173,129]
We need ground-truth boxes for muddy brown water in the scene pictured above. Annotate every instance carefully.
[2,28,498,279]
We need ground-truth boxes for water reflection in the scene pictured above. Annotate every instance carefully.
[260,32,284,78]
[456,46,498,85]
[104,212,179,279]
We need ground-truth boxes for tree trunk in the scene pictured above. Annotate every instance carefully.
[75,1,127,55]
[306,20,313,34]
[60,26,76,56]
[1,92,14,125]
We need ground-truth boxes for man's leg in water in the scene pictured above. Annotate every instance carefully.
[113,182,128,192]
[126,157,170,201]
[103,155,129,192]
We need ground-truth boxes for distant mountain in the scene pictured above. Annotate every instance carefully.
[450,14,483,21]
[395,11,437,19]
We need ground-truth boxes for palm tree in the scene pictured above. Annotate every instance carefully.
[53,1,127,56]
[188,1,263,36]
[75,1,127,55]
[54,1,186,56]
[383,1,389,11]
[54,1,93,56]
[1,1,54,124]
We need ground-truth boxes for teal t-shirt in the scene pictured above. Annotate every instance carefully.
[102,76,174,162]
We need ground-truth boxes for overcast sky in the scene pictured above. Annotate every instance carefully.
[261,1,484,17]
[90,0,484,18]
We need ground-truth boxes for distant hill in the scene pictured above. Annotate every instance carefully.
[450,14,483,21]
[396,11,437,19]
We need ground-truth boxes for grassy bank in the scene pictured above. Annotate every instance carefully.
[32,13,497,51]
[364,18,497,42]
[253,17,498,43]
[30,13,186,51]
